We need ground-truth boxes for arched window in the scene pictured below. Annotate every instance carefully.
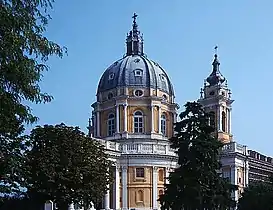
[158,169,164,182]
[222,111,226,132]
[209,111,216,129]
[137,190,144,201]
[134,111,144,133]
[107,113,115,136]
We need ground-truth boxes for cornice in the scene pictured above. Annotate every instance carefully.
[119,153,178,161]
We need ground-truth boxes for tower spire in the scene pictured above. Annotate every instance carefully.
[206,46,226,86]
[126,13,144,56]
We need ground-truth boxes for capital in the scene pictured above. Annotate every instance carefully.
[121,166,128,170]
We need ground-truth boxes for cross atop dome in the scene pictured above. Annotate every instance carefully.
[214,45,218,55]
[132,13,138,24]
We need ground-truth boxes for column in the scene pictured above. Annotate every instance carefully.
[44,201,53,210]
[173,112,177,124]
[123,104,128,132]
[151,105,154,132]
[104,167,110,210]
[68,203,75,210]
[245,161,249,187]
[158,106,161,134]
[113,166,120,210]
[152,167,158,209]
[165,167,170,184]
[229,108,232,134]
[116,104,120,133]
[121,166,128,210]
[217,106,222,131]
[230,165,238,201]
[104,185,110,210]
[96,111,100,137]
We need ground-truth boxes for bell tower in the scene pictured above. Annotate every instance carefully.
[198,47,234,143]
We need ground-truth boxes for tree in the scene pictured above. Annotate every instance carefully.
[159,101,236,210]
[0,0,66,196]
[238,181,273,210]
[24,124,113,210]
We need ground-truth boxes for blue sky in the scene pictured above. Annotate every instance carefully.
[29,0,273,156]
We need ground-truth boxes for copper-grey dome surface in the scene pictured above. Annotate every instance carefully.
[97,14,174,96]
[97,54,174,96]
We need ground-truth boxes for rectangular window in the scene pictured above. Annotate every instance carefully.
[136,168,145,178]
[161,120,166,136]
[134,117,143,133]
[108,118,115,136]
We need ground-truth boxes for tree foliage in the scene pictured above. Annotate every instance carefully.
[238,180,273,210]
[24,124,113,210]
[159,101,236,210]
[0,0,66,196]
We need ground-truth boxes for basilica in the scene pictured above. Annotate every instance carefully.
[86,14,273,210]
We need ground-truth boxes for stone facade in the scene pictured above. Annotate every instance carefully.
[85,14,273,210]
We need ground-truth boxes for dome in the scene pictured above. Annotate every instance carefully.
[97,13,174,97]
[97,55,174,96]
[206,54,226,86]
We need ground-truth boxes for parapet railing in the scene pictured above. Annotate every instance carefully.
[222,141,248,155]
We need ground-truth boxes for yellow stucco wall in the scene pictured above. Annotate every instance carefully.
[123,166,167,208]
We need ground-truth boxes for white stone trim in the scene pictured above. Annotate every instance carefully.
[116,104,120,133]
[113,166,120,209]
[165,167,170,184]
[123,104,128,132]
[104,185,110,209]
[151,105,155,132]
[158,105,161,134]
[96,111,100,137]
[121,166,128,209]
[152,166,158,209]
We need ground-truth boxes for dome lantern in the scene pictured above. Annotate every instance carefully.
[126,13,144,56]
[206,46,226,86]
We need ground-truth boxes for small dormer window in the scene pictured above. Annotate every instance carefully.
[209,91,215,96]
[134,58,140,63]
[161,74,165,81]
[134,69,143,77]
[162,94,167,101]
[108,92,113,100]
[109,73,114,80]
